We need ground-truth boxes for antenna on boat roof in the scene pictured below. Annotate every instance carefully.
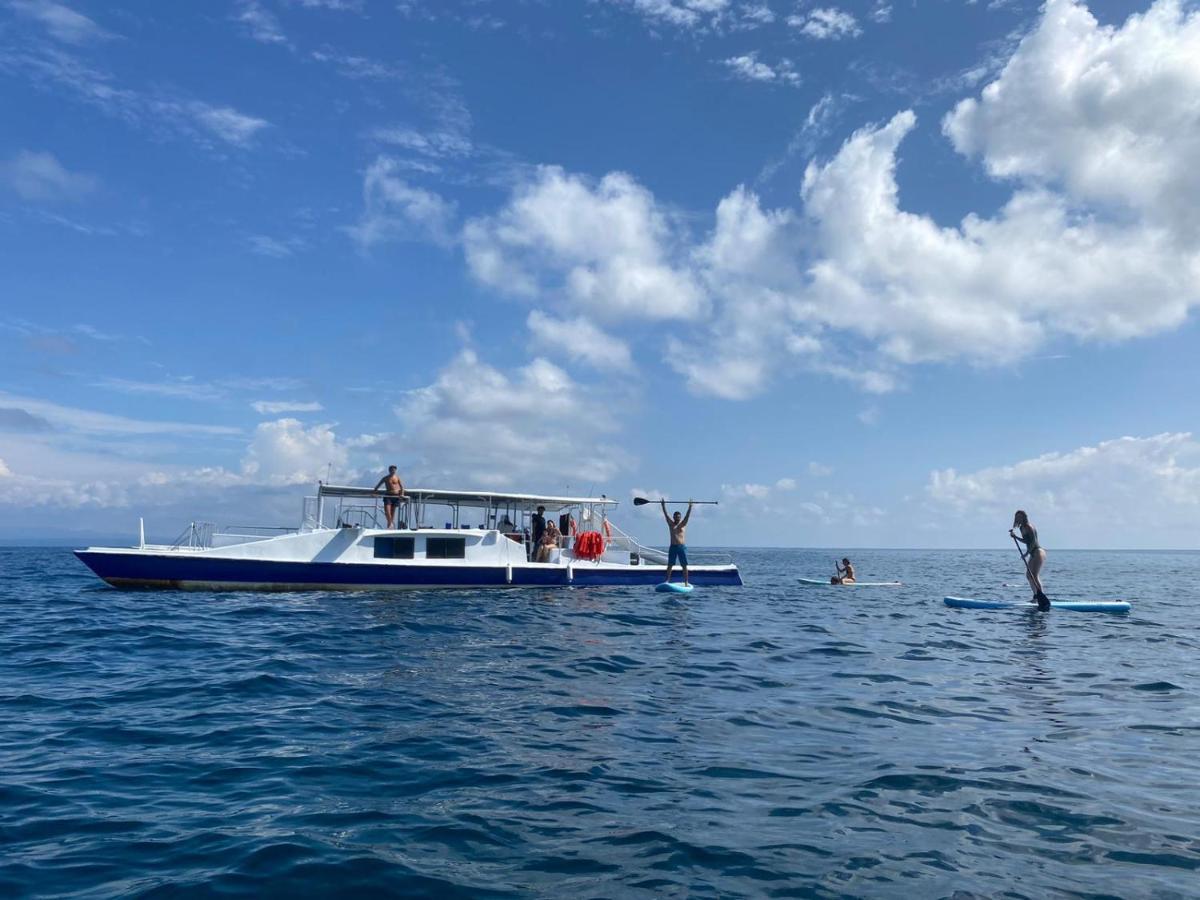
[325,461,332,483]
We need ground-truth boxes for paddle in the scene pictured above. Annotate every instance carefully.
[1012,534,1051,611]
[632,497,719,506]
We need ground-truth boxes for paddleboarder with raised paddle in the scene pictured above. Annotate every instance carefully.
[1010,509,1051,611]
[662,498,693,586]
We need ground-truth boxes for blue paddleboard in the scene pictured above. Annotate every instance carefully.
[944,596,1130,614]
[656,582,694,594]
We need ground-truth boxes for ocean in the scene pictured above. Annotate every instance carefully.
[2,546,1198,897]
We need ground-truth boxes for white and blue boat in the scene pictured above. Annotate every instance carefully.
[75,484,742,591]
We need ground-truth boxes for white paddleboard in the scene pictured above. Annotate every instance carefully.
[798,577,902,587]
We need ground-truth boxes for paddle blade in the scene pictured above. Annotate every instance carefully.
[1035,591,1052,611]
[633,497,651,506]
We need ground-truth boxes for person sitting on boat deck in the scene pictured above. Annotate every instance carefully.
[535,521,561,563]
[662,499,693,586]
[832,558,855,584]
[1010,509,1046,598]
[373,465,405,529]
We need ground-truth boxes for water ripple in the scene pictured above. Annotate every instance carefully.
[2,547,1199,896]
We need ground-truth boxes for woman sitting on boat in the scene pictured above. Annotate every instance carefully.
[535,521,562,563]
[1010,510,1045,596]
[832,558,855,584]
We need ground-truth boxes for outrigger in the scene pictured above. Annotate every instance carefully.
[75,484,743,591]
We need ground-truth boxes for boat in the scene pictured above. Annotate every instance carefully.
[74,484,743,591]
[944,596,1131,614]
[798,577,902,586]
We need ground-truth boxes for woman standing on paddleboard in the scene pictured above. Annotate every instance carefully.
[1010,510,1045,597]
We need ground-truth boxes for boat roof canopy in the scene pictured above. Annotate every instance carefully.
[318,483,618,511]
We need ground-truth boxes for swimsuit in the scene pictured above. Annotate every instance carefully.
[668,544,688,567]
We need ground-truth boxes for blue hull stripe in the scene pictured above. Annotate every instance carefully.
[75,551,743,590]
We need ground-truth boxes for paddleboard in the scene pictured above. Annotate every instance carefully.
[944,596,1131,614]
[656,582,694,594]
[799,577,902,587]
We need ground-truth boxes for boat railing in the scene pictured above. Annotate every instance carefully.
[601,519,668,564]
[601,519,734,566]
[220,525,298,537]
[169,521,214,551]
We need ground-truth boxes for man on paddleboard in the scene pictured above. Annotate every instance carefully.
[662,499,693,586]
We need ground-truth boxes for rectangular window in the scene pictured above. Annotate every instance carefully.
[373,536,414,559]
[425,537,466,559]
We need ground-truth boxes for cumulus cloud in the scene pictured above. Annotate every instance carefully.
[348,156,457,249]
[241,418,348,485]
[527,311,634,372]
[463,166,705,321]
[1,150,97,203]
[927,433,1200,545]
[944,0,1200,240]
[383,349,632,488]
[788,7,861,39]
[722,52,800,85]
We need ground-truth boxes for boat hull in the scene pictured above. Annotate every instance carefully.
[75,550,743,591]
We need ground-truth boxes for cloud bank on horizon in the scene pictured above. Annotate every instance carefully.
[2,0,1200,547]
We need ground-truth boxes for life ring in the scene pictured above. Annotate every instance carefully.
[568,517,578,537]
[602,519,612,549]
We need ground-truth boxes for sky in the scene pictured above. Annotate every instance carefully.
[2,0,1200,548]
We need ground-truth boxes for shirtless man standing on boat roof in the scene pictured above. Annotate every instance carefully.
[373,465,405,529]
[662,499,693,586]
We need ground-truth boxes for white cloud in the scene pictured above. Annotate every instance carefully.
[927,433,1200,546]
[234,1,289,45]
[1,150,97,203]
[251,400,324,415]
[807,462,833,477]
[0,391,239,436]
[370,125,472,159]
[8,0,111,44]
[722,52,800,85]
[944,0,1200,240]
[348,156,456,249]
[788,7,861,39]
[189,103,270,146]
[527,311,634,372]
[0,42,270,150]
[241,418,348,485]
[0,458,10,477]
[386,349,632,488]
[613,0,731,29]
[463,166,705,321]
[246,234,304,258]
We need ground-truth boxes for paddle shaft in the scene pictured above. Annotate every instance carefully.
[633,497,718,506]
[1012,534,1051,611]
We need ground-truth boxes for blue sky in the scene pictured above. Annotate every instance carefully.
[3,0,1200,548]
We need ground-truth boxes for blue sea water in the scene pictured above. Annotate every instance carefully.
[2,546,1199,897]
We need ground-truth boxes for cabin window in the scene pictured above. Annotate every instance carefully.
[373,536,415,559]
[425,537,466,559]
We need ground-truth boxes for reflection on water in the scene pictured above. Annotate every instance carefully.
[1,547,1198,897]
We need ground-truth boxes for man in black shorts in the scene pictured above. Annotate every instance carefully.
[373,465,405,529]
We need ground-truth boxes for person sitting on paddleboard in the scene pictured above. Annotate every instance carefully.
[832,558,855,584]
[662,499,693,586]
[1010,510,1046,598]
